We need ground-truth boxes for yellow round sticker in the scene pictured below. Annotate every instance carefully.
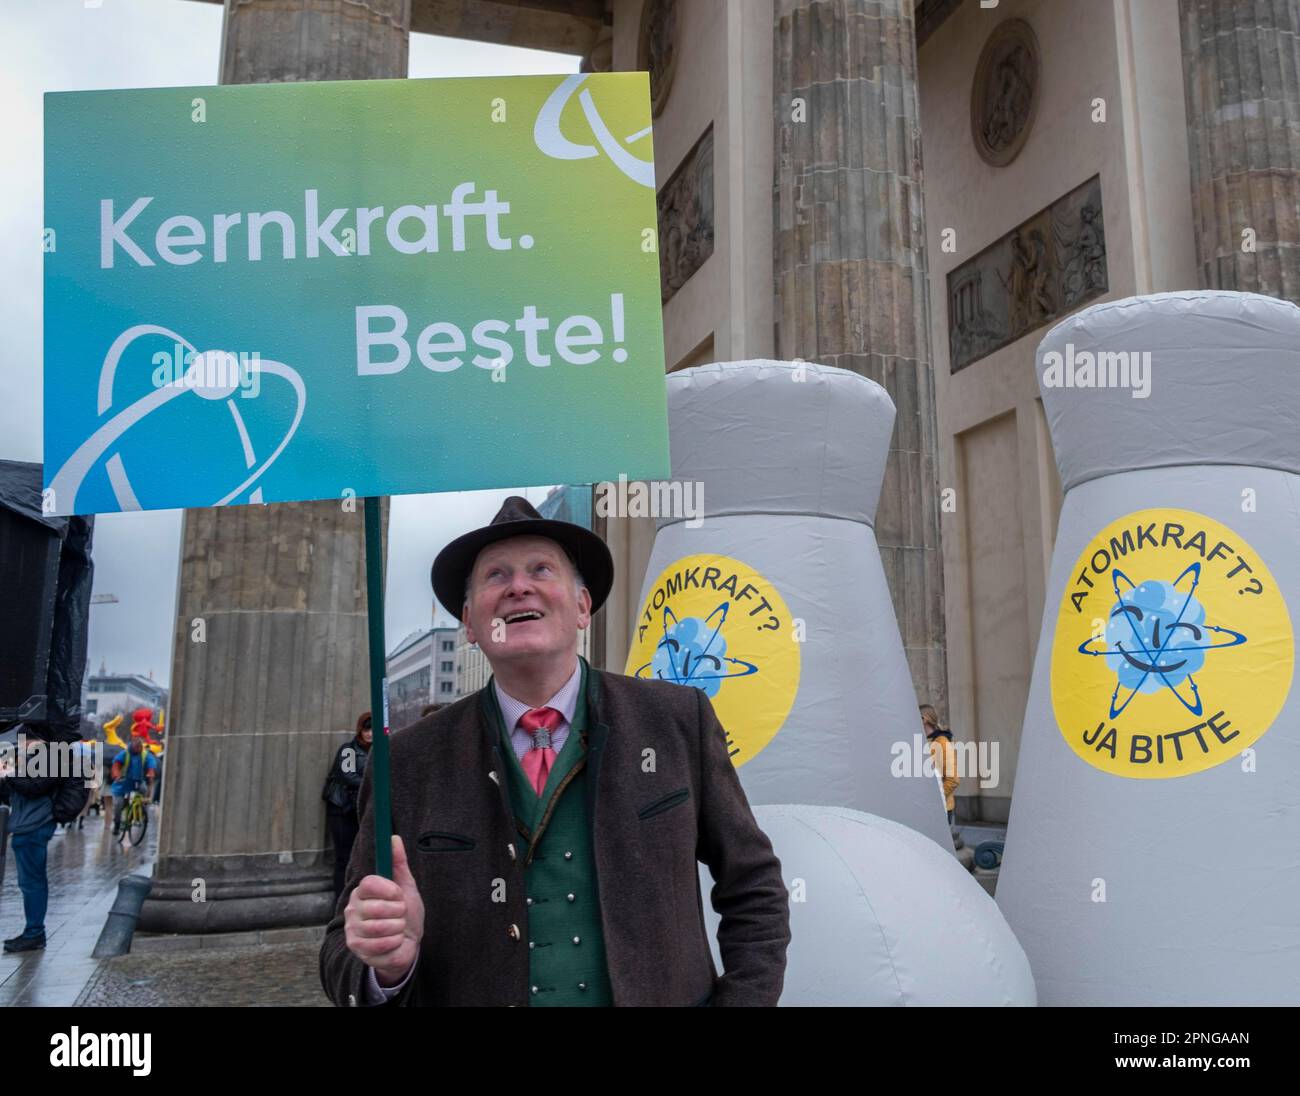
[1050,509,1293,778]
[624,554,800,767]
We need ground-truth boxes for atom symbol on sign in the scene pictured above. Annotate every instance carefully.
[1077,562,1247,719]
[533,74,655,188]
[631,603,758,697]
[48,324,305,513]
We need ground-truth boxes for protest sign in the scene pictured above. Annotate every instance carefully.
[44,73,668,515]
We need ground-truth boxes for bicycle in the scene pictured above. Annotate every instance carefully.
[119,788,149,848]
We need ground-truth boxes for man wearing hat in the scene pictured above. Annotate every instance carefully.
[320,497,790,1006]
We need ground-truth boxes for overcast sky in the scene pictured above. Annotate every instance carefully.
[0,0,581,685]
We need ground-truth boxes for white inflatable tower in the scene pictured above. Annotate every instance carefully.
[998,291,1300,1005]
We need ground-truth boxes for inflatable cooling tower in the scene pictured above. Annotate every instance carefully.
[625,360,951,848]
[997,291,1300,1005]
[701,805,1036,1006]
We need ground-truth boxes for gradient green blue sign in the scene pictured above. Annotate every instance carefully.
[43,74,669,515]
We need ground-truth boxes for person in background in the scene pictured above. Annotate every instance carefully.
[151,749,164,804]
[921,704,960,826]
[0,734,59,952]
[72,734,99,830]
[97,749,113,820]
[109,736,157,837]
[324,712,372,901]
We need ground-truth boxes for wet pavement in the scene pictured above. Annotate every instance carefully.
[2,803,332,1007]
[1,803,156,1006]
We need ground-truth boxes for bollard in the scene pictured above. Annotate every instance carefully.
[92,872,153,958]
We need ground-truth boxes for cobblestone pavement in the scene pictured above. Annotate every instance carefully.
[1,804,156,1006]
[76,941,330,1007]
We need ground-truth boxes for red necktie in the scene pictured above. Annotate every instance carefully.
[519,707,562,797]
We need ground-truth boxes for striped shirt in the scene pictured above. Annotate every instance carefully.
[495,659,582,760]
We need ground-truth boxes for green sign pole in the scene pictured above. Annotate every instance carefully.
[363,495,393,879]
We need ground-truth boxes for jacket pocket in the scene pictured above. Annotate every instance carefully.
[415,831,475,853]
[637,787,690,820]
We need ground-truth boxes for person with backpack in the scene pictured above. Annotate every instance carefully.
[109,735,157,837]
[65,735,100,831]
[0,732,80,953]
[323,712,372,901]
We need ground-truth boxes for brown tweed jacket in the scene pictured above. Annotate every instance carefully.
[319,664,790,1006]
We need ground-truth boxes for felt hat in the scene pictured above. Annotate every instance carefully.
[430,495,613,617]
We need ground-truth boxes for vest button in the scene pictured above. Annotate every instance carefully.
[526,897,533,906]
[531,985,539,995]
[572,936,581,945]
[563,851,573,860]
[578,982,587,991]
[529,941,535,950]
[507,923,520,940]
[507,843,517,861]
[566,893,576,902]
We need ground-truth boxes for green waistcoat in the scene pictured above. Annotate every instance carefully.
[488,660,613,1007]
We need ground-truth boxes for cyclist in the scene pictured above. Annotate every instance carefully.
[110,735,157,837]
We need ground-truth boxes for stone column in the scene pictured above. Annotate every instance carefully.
[140,0,409,934]
[772,0,947,713]
[1180,0,1300,301]
[219,0,411,85]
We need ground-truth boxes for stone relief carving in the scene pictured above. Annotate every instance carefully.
[658,125,714,305]
[581,16,613,74]
[971,18,1040,168]
[638,0,679,118]
[948,175,1107,373]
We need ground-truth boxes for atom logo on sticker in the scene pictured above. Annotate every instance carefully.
[1050,508,1293,779]
[633,604,760,697]
[1076,565,1248,718]
[625,554,799,767]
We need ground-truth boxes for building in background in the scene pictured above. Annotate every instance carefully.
[455,623,490,700]
[386,630,432,730]
[85,667,168,725]
[575,0,1288,827]
[916,0,1211,822]
[430,626,459,704]
[388,625,460,728]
